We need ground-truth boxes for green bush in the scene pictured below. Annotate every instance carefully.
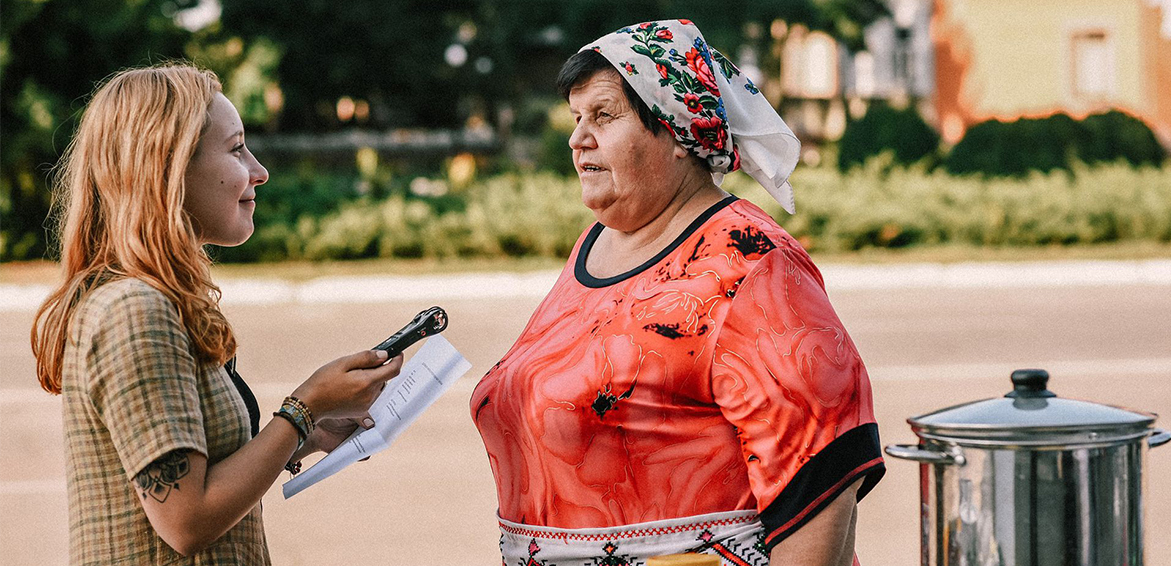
[946,113,1084,176]
[15,163,1171,264]
[838,102,940,171]
[946,110,1166,177]
[730,162,1171,251]
[218,172,596,262]
[207,163,1171,262]
[1077,110,1167,167]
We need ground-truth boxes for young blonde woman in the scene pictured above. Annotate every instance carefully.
[31,63,402,565]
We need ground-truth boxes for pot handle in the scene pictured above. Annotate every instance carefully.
[1150,429,1170,449]
[884,444,966,466]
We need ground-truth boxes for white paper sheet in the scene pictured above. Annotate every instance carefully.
[282,335,471,498]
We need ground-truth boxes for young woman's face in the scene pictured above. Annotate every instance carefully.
[183,93,268,246]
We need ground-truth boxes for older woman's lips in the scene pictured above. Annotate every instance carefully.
[579,164,606,174]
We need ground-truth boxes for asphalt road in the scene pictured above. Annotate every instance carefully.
[2,282,1169,565]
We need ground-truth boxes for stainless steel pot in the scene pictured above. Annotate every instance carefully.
[885,369,1169,566]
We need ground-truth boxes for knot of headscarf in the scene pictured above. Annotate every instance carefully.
[585,19,802,213]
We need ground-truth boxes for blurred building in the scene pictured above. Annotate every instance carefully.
[774,0,1171,148]
[775,0,936,148]
[933,0,1171,145]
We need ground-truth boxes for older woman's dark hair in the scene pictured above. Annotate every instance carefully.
[556,50,664,136]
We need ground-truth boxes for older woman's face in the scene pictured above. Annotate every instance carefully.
[568,70,691,232]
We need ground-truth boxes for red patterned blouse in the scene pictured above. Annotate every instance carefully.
[471,196,884,550]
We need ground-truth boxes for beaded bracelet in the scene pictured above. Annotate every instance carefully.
[284,396,315,431]
[273,396,316,451]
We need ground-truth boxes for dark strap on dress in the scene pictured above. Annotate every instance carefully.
[224,357,261,438]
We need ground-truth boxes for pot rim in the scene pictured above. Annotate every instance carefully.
[913,428,1155,450]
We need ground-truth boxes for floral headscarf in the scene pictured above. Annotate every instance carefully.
[585,19,802,213]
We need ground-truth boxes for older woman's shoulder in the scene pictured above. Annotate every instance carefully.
[708,199,803,255]
[705,198,824,282]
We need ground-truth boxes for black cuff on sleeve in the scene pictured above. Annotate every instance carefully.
[760,422,885,550]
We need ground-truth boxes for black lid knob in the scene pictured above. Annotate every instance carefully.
[1006,368,1057,398]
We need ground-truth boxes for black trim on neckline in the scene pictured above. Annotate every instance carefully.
[574,196,738,288]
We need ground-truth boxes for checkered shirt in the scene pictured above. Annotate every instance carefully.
[61,278,270,565]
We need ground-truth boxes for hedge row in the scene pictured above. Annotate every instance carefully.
[838,105,1166,176]
[210,162,1171,262]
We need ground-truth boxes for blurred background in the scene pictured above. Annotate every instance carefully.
[3,0,1171,564]
[3,0,1170,264]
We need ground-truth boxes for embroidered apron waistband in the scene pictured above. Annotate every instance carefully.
[498,510,767,566]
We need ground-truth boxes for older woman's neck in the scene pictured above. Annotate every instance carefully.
[591,178,728,277]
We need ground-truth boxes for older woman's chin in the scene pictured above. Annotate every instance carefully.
[579,187,617,214]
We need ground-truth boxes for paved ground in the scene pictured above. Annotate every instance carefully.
[2,270,1170,564]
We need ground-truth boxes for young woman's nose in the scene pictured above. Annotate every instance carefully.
[247,149,269,186]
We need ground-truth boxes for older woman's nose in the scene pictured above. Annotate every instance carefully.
[568,121,596,150]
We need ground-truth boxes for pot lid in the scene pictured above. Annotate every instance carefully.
[909,369,1157,448]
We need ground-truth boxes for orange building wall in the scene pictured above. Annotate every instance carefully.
[932,0,1167,145]
[1140,1,1171,145]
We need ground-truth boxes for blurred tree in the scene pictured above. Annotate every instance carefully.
[217,0,888,131]
[1,0,888,261]
[1,0,198,260]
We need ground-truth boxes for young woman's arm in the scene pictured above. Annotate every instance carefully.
[134,350,401,556]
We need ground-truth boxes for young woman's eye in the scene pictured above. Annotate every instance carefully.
[232,143,245,153]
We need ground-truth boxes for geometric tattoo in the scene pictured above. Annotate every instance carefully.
[133,450,190,503]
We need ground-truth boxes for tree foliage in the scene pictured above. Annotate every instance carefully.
[1,0,889,261]
[1,0,198,260]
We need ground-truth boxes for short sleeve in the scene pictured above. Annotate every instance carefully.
[711,247,884,550]
[83,282,208,480]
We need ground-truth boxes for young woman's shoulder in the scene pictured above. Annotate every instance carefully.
[83,277,173,310]
[73,277,183,342]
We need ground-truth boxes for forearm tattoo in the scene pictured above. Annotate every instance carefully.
[134,450,191,503]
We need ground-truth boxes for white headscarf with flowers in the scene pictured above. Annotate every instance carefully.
[584,19,802,213]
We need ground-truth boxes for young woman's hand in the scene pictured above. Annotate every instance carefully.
[291,350,403,420]
[297,417,368,458]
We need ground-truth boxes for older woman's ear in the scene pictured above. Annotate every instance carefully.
[673,143,690,160]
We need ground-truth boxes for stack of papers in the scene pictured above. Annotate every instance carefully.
[283,335,471,498]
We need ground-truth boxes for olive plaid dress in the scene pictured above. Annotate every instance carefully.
[61,278,270,565]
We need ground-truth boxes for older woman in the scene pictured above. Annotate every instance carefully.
[471,20,884,566]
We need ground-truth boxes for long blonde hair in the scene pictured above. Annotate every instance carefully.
[32,63,237,394]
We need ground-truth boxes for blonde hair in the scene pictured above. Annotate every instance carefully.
[31,63,237,394]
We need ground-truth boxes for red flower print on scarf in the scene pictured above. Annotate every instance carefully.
[657,63,669,80]
[690,116,727,151]
[678,19,693,25]
[685,47,721,96]
[658,118,677,137]
[639,22,653,29]
[684,93,702,113]
[656,29,673,40]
